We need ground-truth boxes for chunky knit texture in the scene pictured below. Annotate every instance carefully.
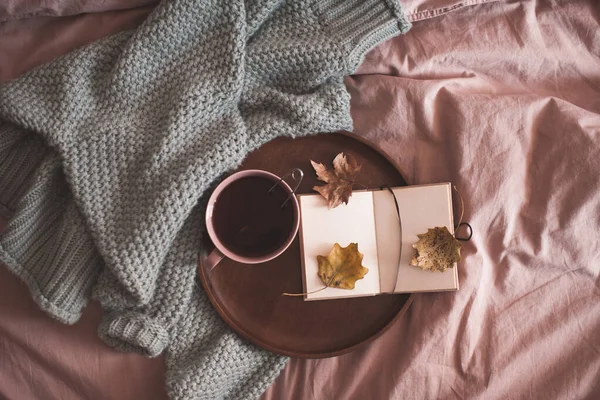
[0,0,410,398]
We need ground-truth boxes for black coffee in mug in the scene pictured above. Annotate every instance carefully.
[212,176,295,258]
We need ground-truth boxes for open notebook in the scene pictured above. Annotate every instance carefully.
[297,183,459,301]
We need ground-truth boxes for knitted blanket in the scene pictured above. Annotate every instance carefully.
[0,0,410,398]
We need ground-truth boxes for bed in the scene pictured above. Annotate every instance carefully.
[1,0,599,399]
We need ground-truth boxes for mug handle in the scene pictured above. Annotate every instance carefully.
[204,248,225,270]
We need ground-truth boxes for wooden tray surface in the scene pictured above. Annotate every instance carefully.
[198,132,413,358]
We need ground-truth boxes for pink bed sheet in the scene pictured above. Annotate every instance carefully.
[1,0,600,399]
[266,1,600,398]
[0,0,156,22]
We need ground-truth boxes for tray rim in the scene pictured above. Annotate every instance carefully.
[197,131,415,359]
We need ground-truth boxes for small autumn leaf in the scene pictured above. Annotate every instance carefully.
[317,243,369,289]
[311,152,362,209]
[410,226,462,272]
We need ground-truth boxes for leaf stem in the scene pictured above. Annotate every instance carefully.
[282,286,327,297]
[283,266,346,297]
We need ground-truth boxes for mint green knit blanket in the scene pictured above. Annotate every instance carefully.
[0,0,410,398]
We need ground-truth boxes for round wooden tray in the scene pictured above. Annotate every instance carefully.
[197,132,413,358]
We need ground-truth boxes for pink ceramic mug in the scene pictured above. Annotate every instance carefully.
[203,169,301,269]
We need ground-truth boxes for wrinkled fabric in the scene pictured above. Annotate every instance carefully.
[265,1,600,399]
[0,264,168,400]
[1,0,600,399]
[403,0,499,21]
[0,0,156,22]
[0,6,154,82]
[0,0,412,398]
[0,8,166,400]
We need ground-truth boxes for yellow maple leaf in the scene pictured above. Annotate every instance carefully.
[317,243,369,289]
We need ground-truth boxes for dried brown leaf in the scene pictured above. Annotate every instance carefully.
[409,226,462,272]
[311,152,362,208]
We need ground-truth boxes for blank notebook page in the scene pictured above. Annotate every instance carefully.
[298,192,381,300]
[388,183,459,292]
